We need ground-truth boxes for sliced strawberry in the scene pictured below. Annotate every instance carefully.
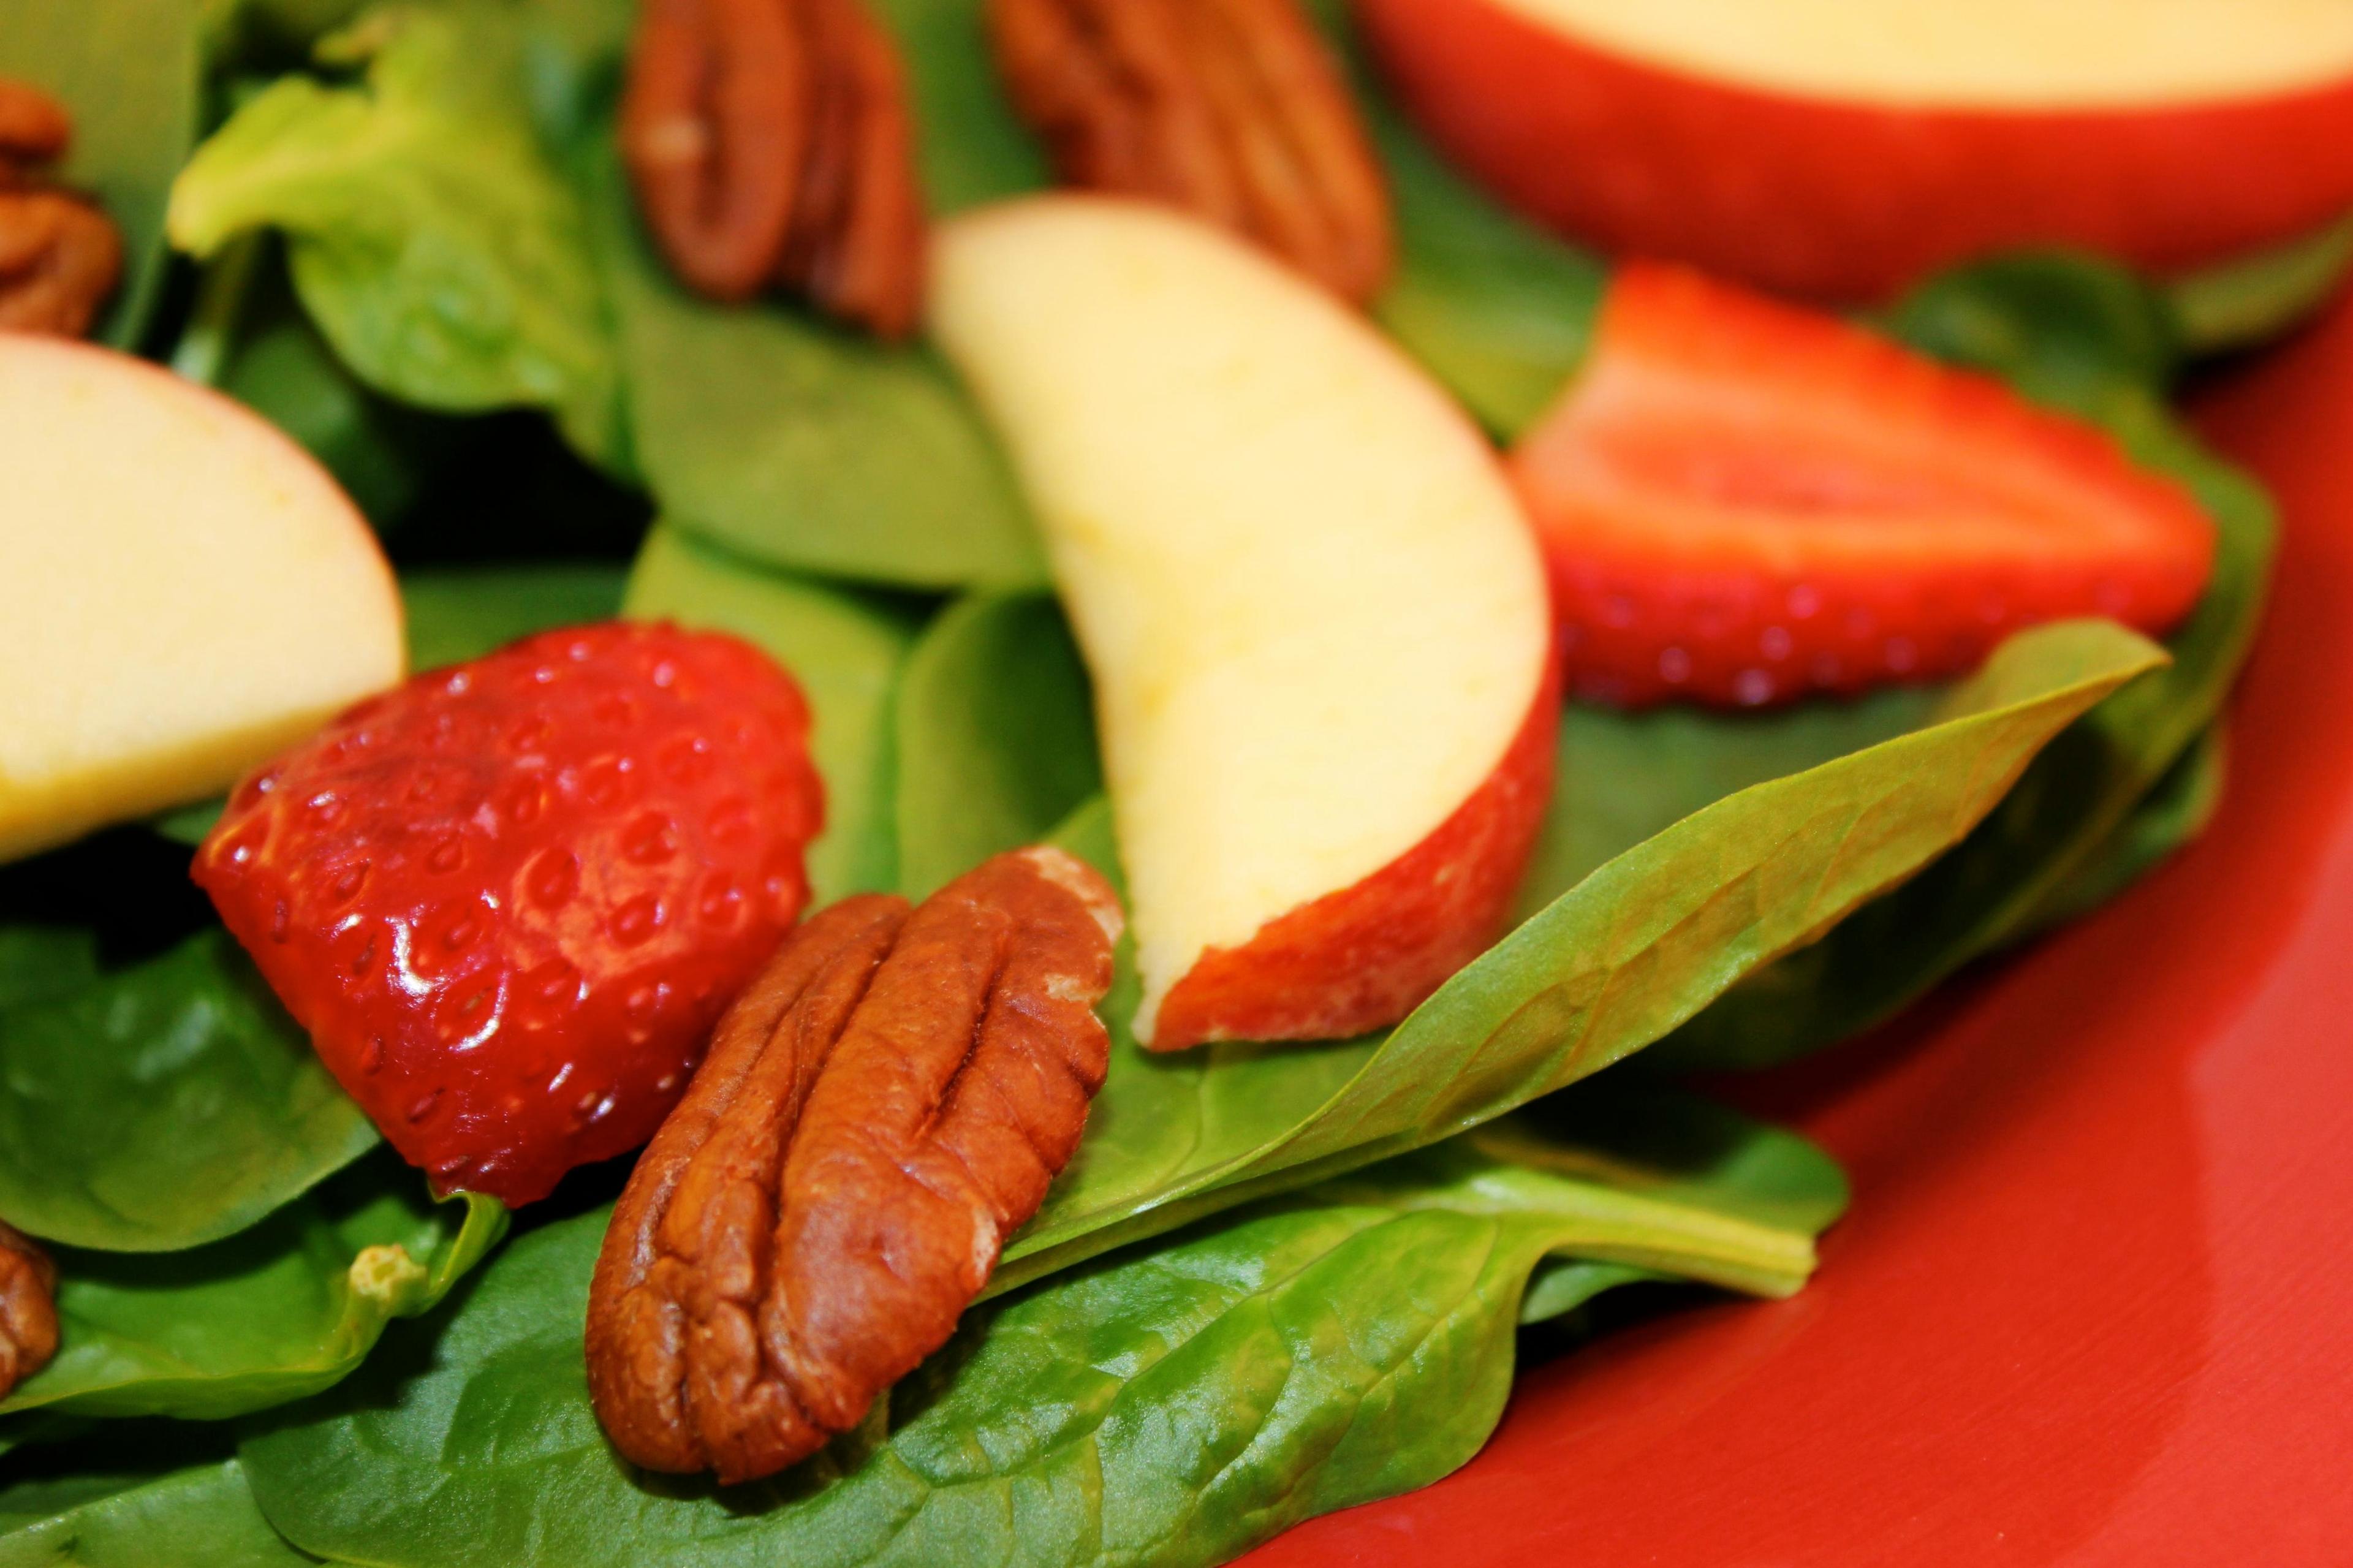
[1510,263,2216,706]
[194,623,824,1205]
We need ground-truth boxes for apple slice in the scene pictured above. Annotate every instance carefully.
[1355,0,2353,301]
[0,336,402,862]
[930,196,1555,1050]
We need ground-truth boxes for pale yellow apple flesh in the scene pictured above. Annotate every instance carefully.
[1491,0,2353,107]
[930,197,1551,1046]
[0,336,403,862]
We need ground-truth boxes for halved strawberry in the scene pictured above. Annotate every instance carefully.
[195,623,824,1205]
[1510,263,2216,706]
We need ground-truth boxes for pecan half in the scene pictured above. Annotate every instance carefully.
[0,1219,59,1400]
[620,0,926,337]
[989,0,1393,303]
[0,77,121,339]
[585,847,1122,1482]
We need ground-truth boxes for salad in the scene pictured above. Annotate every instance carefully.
[0,0,2331,1563]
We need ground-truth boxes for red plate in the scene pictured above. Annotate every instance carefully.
[1244,289,2353,1566]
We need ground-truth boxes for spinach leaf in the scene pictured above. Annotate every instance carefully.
[238,1102,1833,1568]
[0,932,376,1254]
[0,1459,311,1567]
[1370,108,1607,441]
[1,1156,503,1421]
[893,593,1099,898]
[1652,317,2272,1070]
[872,0,1047,211]
[0,0,200,349]
[2167,213,2353,354]
[623,528,922,901]
[1515,688,1936,920]
[168,2,624,464]
[1888,251,2182,398]
[2020,722,2225,937]
[216,273,466,528]
[995,619,2159,1288]
[589,154,1046,592]
[401,563,628,671]
[0,928,100,1013]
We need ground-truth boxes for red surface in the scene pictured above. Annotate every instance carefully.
[1352,0,2353,301]
[1243,290,2353,1562]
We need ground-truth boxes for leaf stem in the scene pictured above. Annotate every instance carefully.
[169,232,267,388]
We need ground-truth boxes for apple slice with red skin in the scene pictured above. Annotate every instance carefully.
[1153,663,1558,1047]
[1353,0,2353,301]
[930,196,1556,1050]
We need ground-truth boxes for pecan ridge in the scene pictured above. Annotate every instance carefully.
[620,0,926,337]
[0,78,122,340]
[0,1219,59,1401]
[585,846,1122,1482]
[988,0,1393,304]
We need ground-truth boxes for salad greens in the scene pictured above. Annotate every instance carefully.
[996,619,2160,1289]
[235,1097,1837,1568]
[169,2,625,463]
[0,0,2310,1560]
[0,1161,502,1421]
[400,562,627,670]
[0,1458,309,1568]
[622,527,922,901]
[0,932,377,1253]
[892,593,1099,900]
[591,159,1047,591]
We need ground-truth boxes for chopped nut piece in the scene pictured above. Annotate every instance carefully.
[0,78,121,339]
[0,1219,59,1400]
[620,0,926,336]
[989,0,1393,303]
[585,847,1123,1483]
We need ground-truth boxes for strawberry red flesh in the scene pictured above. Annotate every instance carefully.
[1512,263,2217,706]
[194,623,824,1205]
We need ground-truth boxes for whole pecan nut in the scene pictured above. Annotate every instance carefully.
[585,846,1122,1482]
[620,0,926,336]
[0,1219,59,1400]
[0,77,122,339]
[989,0,1393,304]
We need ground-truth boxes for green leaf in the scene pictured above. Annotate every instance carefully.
[2020,722,2225,936]
[0,0,201,348]
[216,274,466,528]
[589,153,1046,592]
[1,1156,504,1420]
[1370,112,1607,441]
[1885,251,2182,400]
[0,1458,311,1568]
[2166,212,2353,354]
[1514,688,1937,920]
[168,2,623,462]
[0,928,100,1013]
[1651,332,2272,1070]
[401,563,627,671]
[623,528,922,901]
[872,0,1048,212]
[0,932,377,1254]
[995,619,2159,1288]
[237,1104,1831,1568]
[893,593,1099,898]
